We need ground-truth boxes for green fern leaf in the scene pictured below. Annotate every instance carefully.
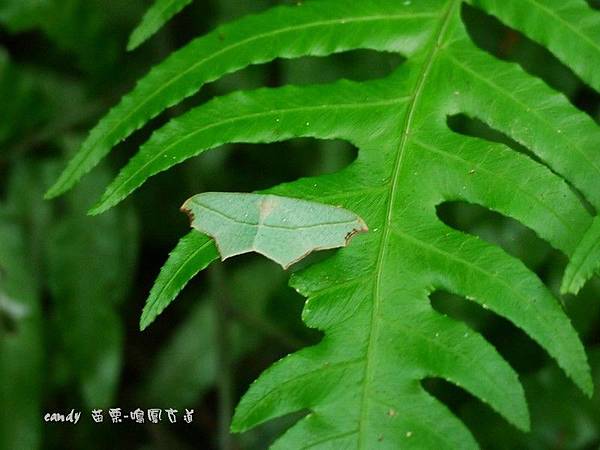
[139,230,218,330]
[127,0,193,51]
[50,0,600,447]
[44,0,439,199]
[562,215,600,295]
[471,0,600,92]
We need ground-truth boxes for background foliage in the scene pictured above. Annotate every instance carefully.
[0,0,599,449]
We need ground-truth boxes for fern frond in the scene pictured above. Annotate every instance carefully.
[140,231,217,330]
[50,0,600,447]
[562,216,600,295]
[471,0,600,91]
[89,78,407,214]
[127,0,193,51]
[44,0,440,198]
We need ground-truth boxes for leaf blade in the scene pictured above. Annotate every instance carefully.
[562,216,600,295]
[57,0,600,445]
[140,231,218,330]
[89,79,409,214]
[46,0,439,199]
[127,0,193,51]
[470,0,600,91]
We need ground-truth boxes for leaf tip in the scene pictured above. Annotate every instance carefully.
[567,355,594,399]
[139,311,153,331]
[560,273,583,296]
[87,206,105,216]
[513,404,531,433]
[580,372,594,399]
[126,33,142,52]
[230,410,249,434]
[44,182,65,200]
[88,197,115,216]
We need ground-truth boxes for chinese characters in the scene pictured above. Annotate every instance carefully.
[89,408,194,424]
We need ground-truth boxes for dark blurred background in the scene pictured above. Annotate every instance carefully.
[0,1,599,449]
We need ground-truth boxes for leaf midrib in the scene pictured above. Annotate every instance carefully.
[357,1,458,448]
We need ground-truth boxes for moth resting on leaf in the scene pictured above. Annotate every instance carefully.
[181,192,368,269]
